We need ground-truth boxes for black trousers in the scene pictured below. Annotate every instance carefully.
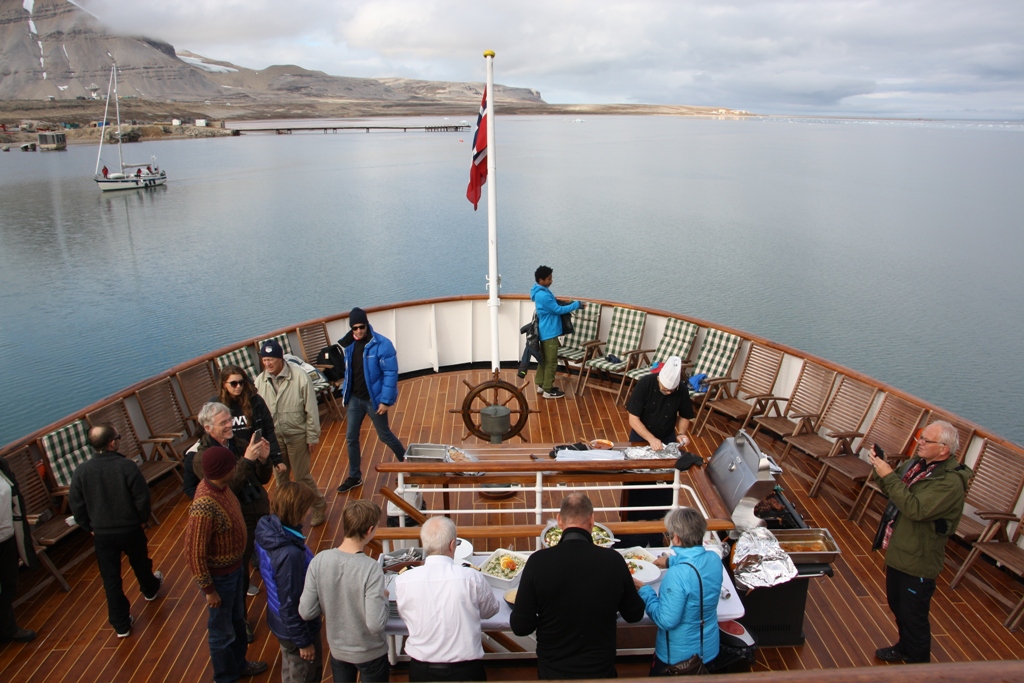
[885,565,936,663]
[0,537,20,637]
[94,527,161,632]
[409,658,487,682]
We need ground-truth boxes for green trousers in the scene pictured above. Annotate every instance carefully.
[535,338,560,391]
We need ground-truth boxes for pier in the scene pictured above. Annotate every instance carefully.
[235,124,470,135]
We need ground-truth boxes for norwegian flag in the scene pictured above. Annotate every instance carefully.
[466,87,488,210]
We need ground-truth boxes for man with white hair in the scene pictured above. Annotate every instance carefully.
[394,516,499,681]
[626,355,695,451]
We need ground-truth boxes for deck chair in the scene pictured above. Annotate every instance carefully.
[39,420,93,495]
[682,328,743,404]
[953,439,1024,545]
[3,447,74,591]
[297,323,345,419]
[260,332,343,421]
[87,400,182,524]
[778,374,877,466]
[809,393,926,503]
[176,360,218,422]
[693,343,784,436]
[135,377,196,457]
[751,360,837,441]
[615,318,699,405]
[578,307,648,396]
[555,302,602,391]
[848,409,975,523]
[216,345,259,384]
[949,507,1024,631]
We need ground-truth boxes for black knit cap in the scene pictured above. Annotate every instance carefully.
[258,338,284,359]
[350,307,369,328]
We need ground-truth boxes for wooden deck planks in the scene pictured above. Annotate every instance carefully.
[3,369,1024,681]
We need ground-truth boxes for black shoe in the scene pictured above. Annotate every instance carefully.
[396,452,406,462]
[336,477,363,493]
[116,615,135,639]
[241,660,268,677]
[145,570,164,601]
[875,645,907,663]
[517,369,528,378]
[3,628,37,643]
[543,387,566,399]
[245,621,255,643]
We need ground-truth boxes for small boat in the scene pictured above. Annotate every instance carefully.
[19,142,36,151]
[93,65,167,191]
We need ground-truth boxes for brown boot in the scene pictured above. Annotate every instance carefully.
[310,510,326,527]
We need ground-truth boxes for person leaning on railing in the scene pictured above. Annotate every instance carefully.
[636,507,722,676]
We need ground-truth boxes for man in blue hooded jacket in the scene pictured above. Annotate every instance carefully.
[336,307,406,493]
[530,266,583,399]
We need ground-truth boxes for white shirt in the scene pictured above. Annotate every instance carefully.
[395,554,500,663]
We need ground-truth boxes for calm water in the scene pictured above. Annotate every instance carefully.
[1,115,1023,447]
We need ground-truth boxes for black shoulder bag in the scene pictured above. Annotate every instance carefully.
[659,561,709,676]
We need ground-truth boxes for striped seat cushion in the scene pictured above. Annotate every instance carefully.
[688,328,742,394]
[41,420,92,488]
[624,318,699,381]
[585,307,646,372]
[216,346,259,381]
[558,347,588,362]
[557,302,602,360]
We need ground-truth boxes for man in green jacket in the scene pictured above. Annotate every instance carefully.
[868,420,972,664]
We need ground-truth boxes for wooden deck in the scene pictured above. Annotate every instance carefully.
[3,368,1024,682]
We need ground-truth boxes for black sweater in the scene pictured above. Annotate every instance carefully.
[510,527,645,679]
[69,451,150,534]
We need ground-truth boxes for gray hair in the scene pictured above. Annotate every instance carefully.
[664,507,706,548]
[198,402,231,429]
[932,420,960,458]
[421,516,457,556]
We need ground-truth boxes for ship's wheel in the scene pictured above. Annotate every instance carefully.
[451,372,536,441]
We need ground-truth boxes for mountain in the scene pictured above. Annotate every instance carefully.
[0,0,545,105]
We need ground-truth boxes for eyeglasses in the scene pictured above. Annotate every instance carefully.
[113,434,122,440]
[351,324,367,331]
[916,436,942,446]
[227,380,245,388]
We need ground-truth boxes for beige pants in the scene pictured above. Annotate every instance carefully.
[274,433,326,515]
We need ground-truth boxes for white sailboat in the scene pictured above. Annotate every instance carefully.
[93,65,167,191]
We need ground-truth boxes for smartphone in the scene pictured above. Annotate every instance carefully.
[252,429,263,443]
[872,444,884,459]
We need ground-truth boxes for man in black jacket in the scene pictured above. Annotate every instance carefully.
[69,424,163,638]
[511,493,645,679]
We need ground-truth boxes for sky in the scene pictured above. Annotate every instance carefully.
[74,0,1024,118]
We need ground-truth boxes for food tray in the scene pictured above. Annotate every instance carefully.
[477,548,529,589]
[404,443,450,462]
[541,520,616,548]
[772,528,840,564]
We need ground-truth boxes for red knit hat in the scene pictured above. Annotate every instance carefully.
[202,446,236,480]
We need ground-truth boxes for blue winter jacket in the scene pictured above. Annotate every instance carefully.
[638,545,723,664]
[255,514,320,647]
[530,283,581,341]
[341,324,400,407]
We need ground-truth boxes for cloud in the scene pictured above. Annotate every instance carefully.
[74,0,1024,117]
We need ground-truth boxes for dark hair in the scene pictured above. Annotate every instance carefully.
[87,423,118,451]
[271,482,319,528]
[342,499,381,540]
[559,492,594,527]
[218,365,255,428]
[535,265,553,282]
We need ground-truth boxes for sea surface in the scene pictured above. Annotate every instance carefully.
[1,115,1023,448]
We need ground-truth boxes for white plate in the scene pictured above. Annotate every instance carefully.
[619,546,657,563]
[625,559,660,584]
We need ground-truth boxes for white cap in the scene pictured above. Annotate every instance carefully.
[658,356,682,391]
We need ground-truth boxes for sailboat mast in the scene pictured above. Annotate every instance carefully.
[94,65,114,176]
[113,66,124,172]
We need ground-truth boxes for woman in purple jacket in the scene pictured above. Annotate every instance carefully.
[255,482,322,682]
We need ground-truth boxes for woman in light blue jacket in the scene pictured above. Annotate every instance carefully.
[636,507,723,675]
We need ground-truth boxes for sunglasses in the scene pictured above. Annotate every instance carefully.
[352,324,367,331]
[227,380,245,388]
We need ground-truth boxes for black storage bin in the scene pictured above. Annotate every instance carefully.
[737,563,833,647]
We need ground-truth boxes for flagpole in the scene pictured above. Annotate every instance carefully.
[484,50,500,374]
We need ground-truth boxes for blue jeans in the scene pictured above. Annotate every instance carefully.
[345,396,406,479]
[207,568,249,682]
[330,652,390,682]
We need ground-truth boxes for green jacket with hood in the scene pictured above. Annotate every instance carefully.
[874,455,973,579]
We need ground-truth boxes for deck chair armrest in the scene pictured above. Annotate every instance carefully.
[825,430,864,440]
[680,360,695,369]
[789,410,820,419]
[744,393,777,401]
[141,436,177,444]
[976,511,1020,522]
[149,431,186,439]
[581,340,604,350]
[313,363,334,370]
[624,348,656,359]
[703,377,737,387]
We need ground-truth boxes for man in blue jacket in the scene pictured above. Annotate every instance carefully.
[336,307,406,493]
[530,266,583,399]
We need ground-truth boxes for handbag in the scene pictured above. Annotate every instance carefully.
[658,562,709,676]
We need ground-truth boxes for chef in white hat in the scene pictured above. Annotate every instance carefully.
[625,356,695,452]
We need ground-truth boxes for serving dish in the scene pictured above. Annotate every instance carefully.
[478,548,529,588]
[541,521,616,548]
[618,546,657,563]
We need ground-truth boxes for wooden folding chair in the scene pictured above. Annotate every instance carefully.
[38,420,93,496]
[809,393,926,504]
[751,360,837,441]
[681,328,743,406]
[954,439,1024,545]
[176,360,218,423]
[778,374,877,466]
[578,306,647,396]
[3,447,74,591]
[950,506,1024,631]
[135,377,196,458]
[616,318,699,405]
[556,302,603,390]
[693,343,784,436]
[296,323,345,421]
[216,346,259,383]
